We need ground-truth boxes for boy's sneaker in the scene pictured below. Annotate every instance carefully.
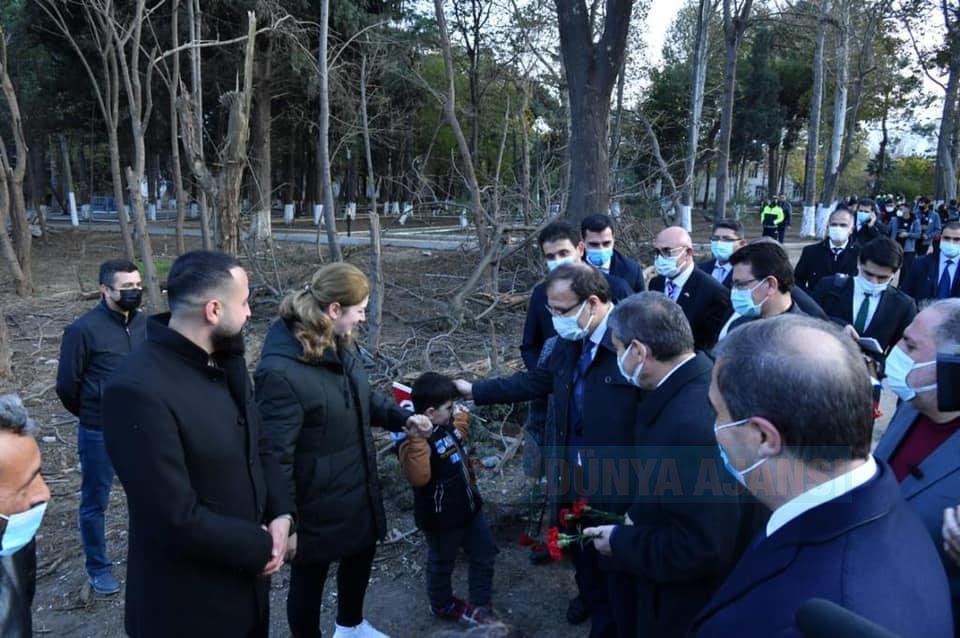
[431,596,467,620]
[332,619,389,638]
[461,603,499,626]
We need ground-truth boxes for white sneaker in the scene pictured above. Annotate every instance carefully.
[332,619,390,638]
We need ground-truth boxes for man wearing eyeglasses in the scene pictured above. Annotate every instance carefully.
[56,259,147,596]
[455,263,642,638]
[698,220,746,289]
[719,242,804,340]
[649,227,732,351]
[811,237,917,355]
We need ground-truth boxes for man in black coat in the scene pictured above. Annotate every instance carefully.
[649,226,731,351]
[812,237,917,354]
[456,264,642,638]
[102,251,295,638]
[698,219,746,289]
[902,221,960,303]
[521,221,633,370]
[56,259,146,595]
[580,213,645,293]
[583,293,759,638]
[794,207,860,292]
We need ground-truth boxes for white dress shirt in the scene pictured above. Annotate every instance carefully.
[711,261,731,284]
[766,456,877,537]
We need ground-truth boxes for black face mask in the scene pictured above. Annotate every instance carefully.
[114,288,142,312]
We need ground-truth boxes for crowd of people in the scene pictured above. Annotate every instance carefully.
[1,195,960,637]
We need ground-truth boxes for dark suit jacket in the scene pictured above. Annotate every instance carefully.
[692,462,953,637]
[520,272,634,371]
[875,404,960,607]
[902,252,960,302]
[608,354,761,637]
[0,541,35,638]
[103,315,293,638]
[474,325,642,513]
[812,274,917,353]
[697,258,733,289]
[650,267,732,351]
[609,249,646,293]
[794,239,860,292]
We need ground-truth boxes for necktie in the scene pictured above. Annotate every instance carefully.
[713,265,726,283]
[938,260,955,299]
[666,280,677,300]
[832,248,841,262]
[571,340,595,434]
[854,292,871,333]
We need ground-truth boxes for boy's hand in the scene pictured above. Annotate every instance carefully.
[405,414,434,438]
[453,402,469,416]
[454,379,473,400]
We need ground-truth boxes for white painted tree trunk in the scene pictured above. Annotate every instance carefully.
[801,205,817,237]
[283,203,294,225]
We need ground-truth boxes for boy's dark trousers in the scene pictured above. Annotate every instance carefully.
[424,512,498,607]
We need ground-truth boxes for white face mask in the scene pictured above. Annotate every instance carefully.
[551,301,593,341]
[828,225,851,244]
[546,256,577,272]
[856,273,889,296]
[0,502,47,557]
[883,345,936,402]
[616,343,643,386]
[655,254,683,278]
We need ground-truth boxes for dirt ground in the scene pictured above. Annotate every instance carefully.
[0,227,587,638]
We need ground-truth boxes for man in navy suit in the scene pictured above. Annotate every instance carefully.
[812,236,917,354]
[649,227,732,351]
[455,264,641,638]
[692,315,952,637]
[902,221,960,303]
[794,207,860,292]
[875,299,960,628]
[582,292,759,638]
[580,214,645,293]
[698,219,745,289]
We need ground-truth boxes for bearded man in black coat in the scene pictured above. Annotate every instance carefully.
[102,251,295,638]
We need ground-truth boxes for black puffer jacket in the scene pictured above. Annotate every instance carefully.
[254,319,410,563]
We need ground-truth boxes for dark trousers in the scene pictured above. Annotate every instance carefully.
[777,223,787,243]
[762,226,779,240]
[901,251,916,284]
[287,544,376,637]
[572,542,616,638]
[424,512,498,607]
[608,570,638,638]
[78,426,115,579]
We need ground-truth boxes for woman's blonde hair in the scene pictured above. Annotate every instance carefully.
[279,262,370,363]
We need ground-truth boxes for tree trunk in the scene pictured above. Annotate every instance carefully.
[520,81,532,224]
[360,52,383,353]
[188,0,213,250]
[170,0,187,254]
[0,312,10,378]
[873,109,888,196]
[714,0,754,220]
[27,139,48,244]
[702,159,712,211]
[0,154,29,296]
[936,55,960,202]
[555,0,634,227]
[801,0,833,236]
[249,48,273,242]
[681,0,715,229]
[59,134,78,225]
[316,2,342,261]
[820,0,849,213]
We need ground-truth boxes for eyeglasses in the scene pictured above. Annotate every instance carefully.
[652,246,687,259]
[709,235,740,242]
[731,278,762,291]
[545,301,583,317]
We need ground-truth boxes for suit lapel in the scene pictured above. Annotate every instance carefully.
[865,289,895,342]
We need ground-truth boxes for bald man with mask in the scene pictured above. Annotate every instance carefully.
[649,227,732,351]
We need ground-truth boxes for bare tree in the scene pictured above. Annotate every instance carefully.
[187,0,213,249]
[169,0,188,254]
[934,0,960,202]
[35,0,137,260]
[555,0,635,226]
[359,51,383,352]
[713,0,754,220]
[249,36,274,243]
[317,0,342,261]
[801,0,834,237]
[681,0,719,228]
[0,26,34,296]
[819,0,850,228]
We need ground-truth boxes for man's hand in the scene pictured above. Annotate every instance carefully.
[405,414,433,438]
[583,525,616,556]
[262,516,292,576]
[285,533,298,562]
[454,379,473,400]
[943,506,960,566]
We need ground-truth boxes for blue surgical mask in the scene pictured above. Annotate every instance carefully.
[857,211,872,227]
[730,280,768,318]
[655,254,681,278]
[551,301,593,341]
[714,418,767,487]
[711,240,735,262]
[941,242,960,259]
[0,502,47,557]
[856,274,888,296]
[882,345,936,402]
[586,247,614,268]
[616,343,643,386]
[546,256,577,272]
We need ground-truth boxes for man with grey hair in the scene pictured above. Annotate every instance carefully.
[875,298,960,626]
[583,292,753,638]
[692,315,952,636]
[0,394,50,638]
